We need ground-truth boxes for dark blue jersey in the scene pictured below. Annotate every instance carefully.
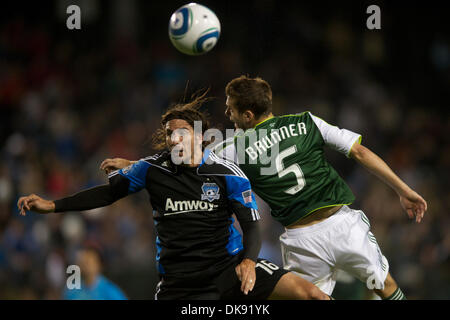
[107,149,260,278]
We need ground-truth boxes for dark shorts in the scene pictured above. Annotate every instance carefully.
[155,258,289,300]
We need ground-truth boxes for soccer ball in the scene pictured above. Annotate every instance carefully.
[168,3,221,55]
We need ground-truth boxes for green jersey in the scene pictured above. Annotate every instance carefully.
[214,112,362,226]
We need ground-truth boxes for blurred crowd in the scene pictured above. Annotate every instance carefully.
[0,1,448,299]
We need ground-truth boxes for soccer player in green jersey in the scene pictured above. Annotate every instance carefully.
[213,75,427,300]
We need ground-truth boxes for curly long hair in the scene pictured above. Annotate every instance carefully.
[152,90,212,150]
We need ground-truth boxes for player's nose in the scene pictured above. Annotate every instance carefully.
[225,106,230,117]
[170,132,184,144]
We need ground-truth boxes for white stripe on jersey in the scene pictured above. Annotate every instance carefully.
[108,170,120,178]
[214,153,245,177]
[208,152,241,176]
[154,280,162,300]
[142,155,158,161]
[209,151,247,179]
[251,208,260,220]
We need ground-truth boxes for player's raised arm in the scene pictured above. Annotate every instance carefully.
[17,184,119,216]
[349,142,427,223]
[309,111,427,223]
[18,160,151,216]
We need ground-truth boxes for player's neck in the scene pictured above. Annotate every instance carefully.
[251,113,274,128]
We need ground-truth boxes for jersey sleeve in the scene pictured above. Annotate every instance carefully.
[309,112,362,157]
[107,159,151,198]
[225,175,260,223]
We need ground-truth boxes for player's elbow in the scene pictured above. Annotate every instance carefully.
[349,142,369,162]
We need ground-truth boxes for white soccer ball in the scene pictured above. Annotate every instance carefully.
[168,3,221,56]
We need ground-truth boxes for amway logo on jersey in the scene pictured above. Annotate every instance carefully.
[165,198,217,215]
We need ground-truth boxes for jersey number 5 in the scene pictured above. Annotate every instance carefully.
[275,145,306,195]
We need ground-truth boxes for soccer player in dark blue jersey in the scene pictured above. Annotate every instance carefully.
[17,94,330,300]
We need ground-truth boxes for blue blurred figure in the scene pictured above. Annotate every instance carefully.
[63,244,127,300]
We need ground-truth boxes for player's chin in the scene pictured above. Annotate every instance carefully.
[172,150,184,158]
[228,118,238,128]
[169,147,187,162]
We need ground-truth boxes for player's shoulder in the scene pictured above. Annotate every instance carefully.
[251,111,314,130]
[198,149,247,179]
[211,137,235,153]
[276,111,313,121]
[140,151,176,173]
[141,151,169,165]
[275,111,326,132]
[211,137,237,161]
[108,152,171,179]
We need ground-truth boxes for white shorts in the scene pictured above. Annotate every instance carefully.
[279,205,389,295]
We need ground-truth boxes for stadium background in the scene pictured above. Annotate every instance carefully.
[0,0,448,299]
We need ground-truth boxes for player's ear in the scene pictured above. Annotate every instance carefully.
[243,110,254,122]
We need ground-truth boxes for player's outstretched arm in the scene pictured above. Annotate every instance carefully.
[17,185,120,216]
[349,143,427,223]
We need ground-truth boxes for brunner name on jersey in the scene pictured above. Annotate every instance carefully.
[245,122,307,161]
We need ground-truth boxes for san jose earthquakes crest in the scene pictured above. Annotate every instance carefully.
[201,183,220,202]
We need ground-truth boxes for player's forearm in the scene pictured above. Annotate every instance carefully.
[350,144,412,196]
[54,184,117,212]
[239,220,262,262]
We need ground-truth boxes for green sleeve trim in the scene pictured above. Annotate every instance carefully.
[347,135,362,158]
[254,111,309,129]
[254,116,276,128]
[278,111,309,119]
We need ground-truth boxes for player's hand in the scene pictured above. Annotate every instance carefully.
[235,258,256,295]
[100,158,132,174]
[17,194,55,216]
[399,189,427,223]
